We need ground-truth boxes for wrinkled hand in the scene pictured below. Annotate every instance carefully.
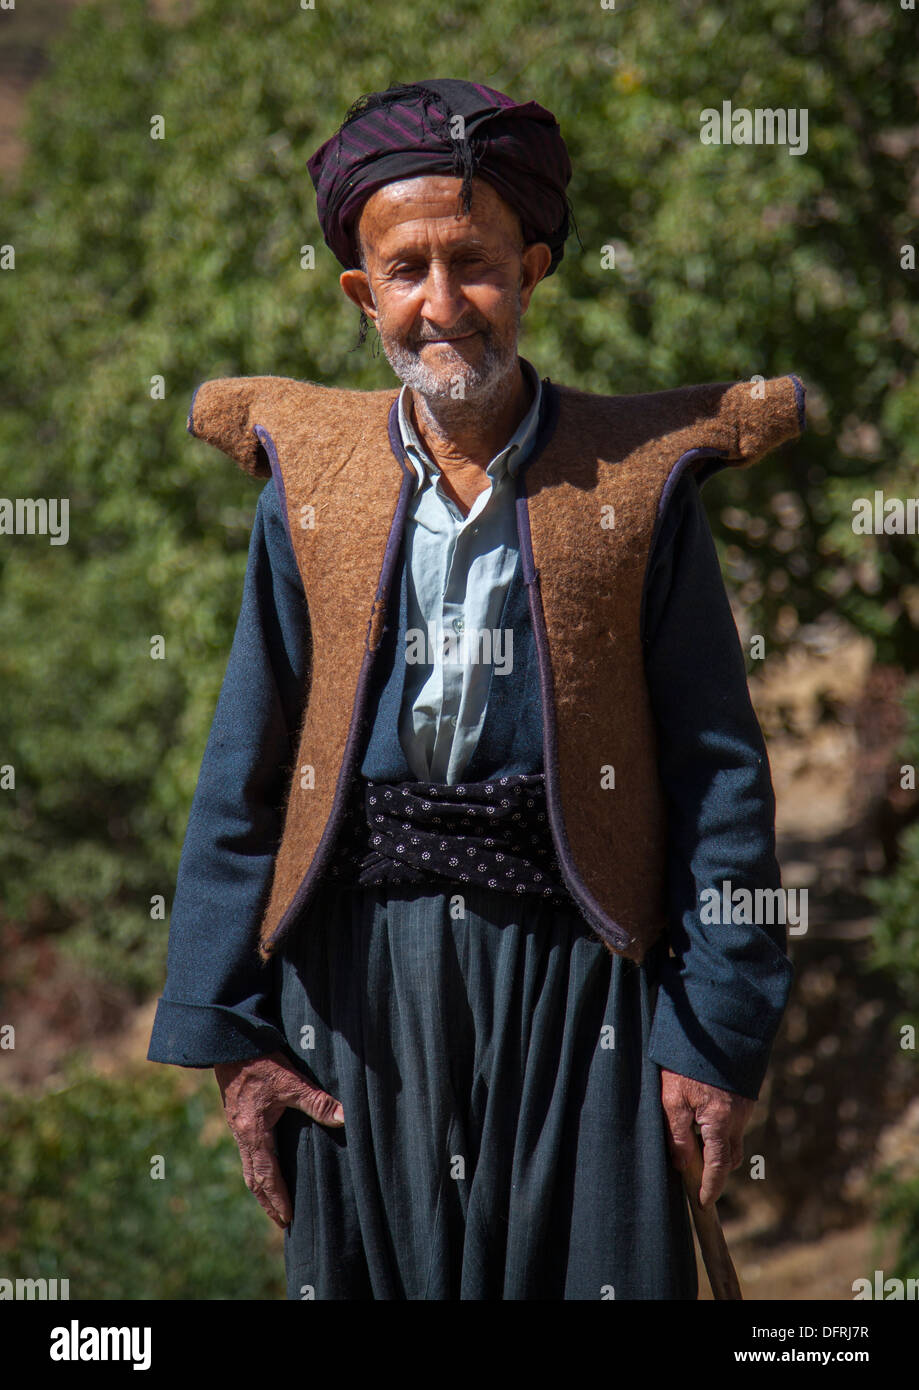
[214,1050,345,1229]
[660,1069,755,1208]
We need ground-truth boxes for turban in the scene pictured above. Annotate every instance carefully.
[306,78,573,277]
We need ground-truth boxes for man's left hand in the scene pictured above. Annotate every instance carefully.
[660,1069,755,1208]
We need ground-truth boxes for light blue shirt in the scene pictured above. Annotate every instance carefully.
[396,356,543,784]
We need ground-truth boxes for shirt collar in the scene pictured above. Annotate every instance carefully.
[398,356,543,495]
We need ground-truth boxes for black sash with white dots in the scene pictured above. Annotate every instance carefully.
[323,773,572,901]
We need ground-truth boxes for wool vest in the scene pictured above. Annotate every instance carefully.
[187,368,805,965]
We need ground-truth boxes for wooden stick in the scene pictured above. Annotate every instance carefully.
[682,1128,743,1300]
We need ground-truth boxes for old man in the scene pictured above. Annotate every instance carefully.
[148,78,804,1300]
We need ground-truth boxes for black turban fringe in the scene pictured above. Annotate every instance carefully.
[307,78,575,277]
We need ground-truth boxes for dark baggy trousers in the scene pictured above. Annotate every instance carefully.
[273,878,698,1301]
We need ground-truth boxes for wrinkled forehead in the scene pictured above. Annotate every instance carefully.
[355,174,524,258]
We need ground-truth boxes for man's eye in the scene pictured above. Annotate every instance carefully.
[391,255,485,274]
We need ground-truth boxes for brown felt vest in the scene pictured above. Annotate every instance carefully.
[188,370,804,964]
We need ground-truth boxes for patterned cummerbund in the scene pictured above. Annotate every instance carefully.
[322,772,573,901]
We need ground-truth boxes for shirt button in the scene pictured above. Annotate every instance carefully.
[453,617,465,633]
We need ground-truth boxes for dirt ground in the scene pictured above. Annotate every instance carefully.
[697,1221,901,1302]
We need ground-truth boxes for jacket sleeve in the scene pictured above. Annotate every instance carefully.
[147,475,309,1068]
[641,466,794,1100]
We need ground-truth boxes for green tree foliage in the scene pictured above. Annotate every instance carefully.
[864,676,919,1279]
[871,1169,919,1285]
[0,1059,283,1298]
[868,682,919,1018]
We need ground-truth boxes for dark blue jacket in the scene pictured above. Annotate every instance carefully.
[147,467,793,1099]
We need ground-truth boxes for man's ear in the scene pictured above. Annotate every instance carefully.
[340,268,377,321]
[519,242,552,311]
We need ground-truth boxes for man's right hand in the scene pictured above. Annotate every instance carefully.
[214,1050,345,1229]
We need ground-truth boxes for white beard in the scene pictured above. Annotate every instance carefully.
[373,292,523,409]
[380,333,511,402]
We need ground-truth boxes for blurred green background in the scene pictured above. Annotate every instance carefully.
[0,0,917,1299]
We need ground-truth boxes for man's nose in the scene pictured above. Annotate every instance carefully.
[417,264,469,333]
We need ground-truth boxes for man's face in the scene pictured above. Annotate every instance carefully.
[339,175,551,402]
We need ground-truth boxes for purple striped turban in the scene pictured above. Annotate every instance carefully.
[307,78,574,277]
